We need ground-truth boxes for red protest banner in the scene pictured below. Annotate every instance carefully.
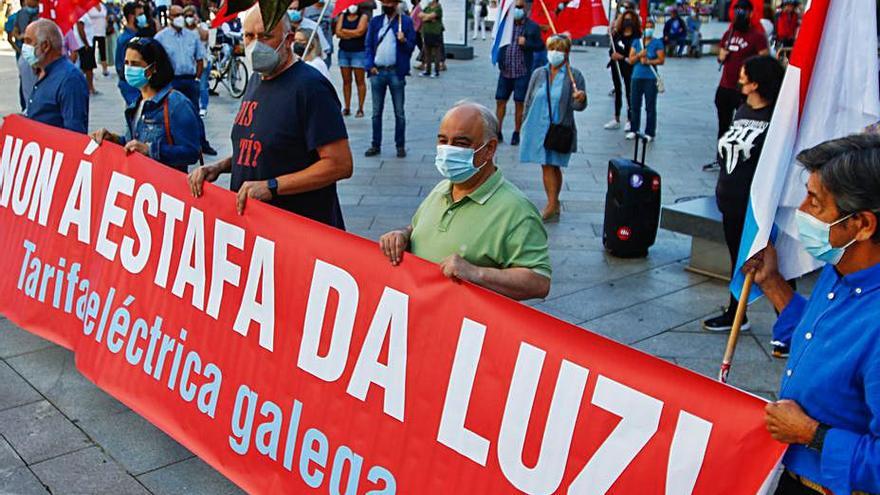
[0,115,786,494]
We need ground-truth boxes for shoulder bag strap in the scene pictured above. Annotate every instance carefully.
[162,93,174,146]
[545,69,553,123]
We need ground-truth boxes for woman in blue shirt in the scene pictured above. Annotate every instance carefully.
[519,35,587,222]
[90,36,201,172]
[744,134,880,495]
[627,19,664,141]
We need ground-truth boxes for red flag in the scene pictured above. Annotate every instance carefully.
[210,3,240,28]
[531,0,599,40]
[331,0,361,17]
[39,0,99,34]
[639,0,648,27]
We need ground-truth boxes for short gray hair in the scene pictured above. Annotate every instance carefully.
[452,100,499,143]
[797,133,880,241]
[32,19,62,52]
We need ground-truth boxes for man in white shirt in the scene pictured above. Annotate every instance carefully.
[76,13,97,93]
[85,2,109,76]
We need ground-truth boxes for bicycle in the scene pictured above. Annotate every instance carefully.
[209,38,249,99]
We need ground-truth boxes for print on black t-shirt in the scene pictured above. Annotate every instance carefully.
[716,104,772,207]
[230,61,349,229]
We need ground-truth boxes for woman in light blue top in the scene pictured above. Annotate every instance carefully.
[520,34,587,222]
[627,19,665,141]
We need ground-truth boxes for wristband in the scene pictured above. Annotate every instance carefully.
[807,423,830,452]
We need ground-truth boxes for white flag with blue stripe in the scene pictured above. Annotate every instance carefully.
[490,0,515,64]
[730,0,880,303]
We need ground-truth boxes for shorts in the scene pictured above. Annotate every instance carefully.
[495,74,529,102]
[93,35,107,62]
[78,45,97,70]
[337,49,366,69]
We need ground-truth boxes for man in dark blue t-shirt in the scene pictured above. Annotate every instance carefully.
[187,7,353,229]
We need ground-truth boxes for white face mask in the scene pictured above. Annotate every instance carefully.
[172,16,185,29]
[347,5,358,13]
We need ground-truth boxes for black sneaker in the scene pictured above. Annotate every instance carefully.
[202,144,218,156]
[702,313,751,332]
[420,71,431,77]
[364,146,381,157]
[511,131,520,146]
[396,147,407,158]
[497,130,504,143]
[770,340,790,359]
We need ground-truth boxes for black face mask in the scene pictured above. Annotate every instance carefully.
[733,9,750,30]
[382,5,396,15]
[622,19,633,29]
[293,42,306,56]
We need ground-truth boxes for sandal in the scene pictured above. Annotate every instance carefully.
[355,109,364,118]
[342,109,351,116]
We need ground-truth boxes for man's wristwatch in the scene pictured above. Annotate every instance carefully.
[807,423,830,452]
[267,178,279,200]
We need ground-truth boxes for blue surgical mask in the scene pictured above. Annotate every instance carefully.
[513,7,525,20]
[288,10,302,22]
[125,65,150,89]
[24,6,39,14]
[547,50,565,67]
[795,210,856,265]
[644,27,654,38]
[21,43,40,66]
[136,14,148,27]
[435,143,488,183]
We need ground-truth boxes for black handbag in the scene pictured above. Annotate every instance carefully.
[542,70,574,153]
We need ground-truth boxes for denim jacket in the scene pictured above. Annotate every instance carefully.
[119,85,201,171]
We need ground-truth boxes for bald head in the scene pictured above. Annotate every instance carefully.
[23,19,63,67]
[244,4,292,41]
[441,102,500,145]
[169,5,184,16]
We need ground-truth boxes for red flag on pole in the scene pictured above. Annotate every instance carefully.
[39,0,99,34]
[639,0,648,26]
[531,0,603,40]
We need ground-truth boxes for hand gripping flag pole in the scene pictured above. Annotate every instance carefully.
[718,271,754,383]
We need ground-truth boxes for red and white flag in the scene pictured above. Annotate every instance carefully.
[531,0,607,40]
[39,0,99,34]
[732,0,880,303]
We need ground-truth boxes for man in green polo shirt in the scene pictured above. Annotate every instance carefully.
[379,102,551,300]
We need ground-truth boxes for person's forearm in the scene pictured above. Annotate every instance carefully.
[473,267,550,300]
[210,156,233,174]
[276,157,351,196]
[760,273,796,313]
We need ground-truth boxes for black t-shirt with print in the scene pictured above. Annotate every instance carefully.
[716,103,772,213]
[230,61,348,229]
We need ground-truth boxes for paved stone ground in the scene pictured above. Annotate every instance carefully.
[0,23,809,493]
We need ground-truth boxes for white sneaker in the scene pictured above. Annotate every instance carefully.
[645,135,654,142]
[625,132,637,140]
[624,121,632,132]
[199,109,207,118]
[604,119,620,130]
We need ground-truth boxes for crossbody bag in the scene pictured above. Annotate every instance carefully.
[543,69,574,153]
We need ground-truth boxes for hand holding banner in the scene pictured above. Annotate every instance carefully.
[0,116,785,494]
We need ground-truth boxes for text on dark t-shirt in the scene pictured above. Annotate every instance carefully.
[230,61,348,229]
[716,103,772,210]
[719,28,769,89]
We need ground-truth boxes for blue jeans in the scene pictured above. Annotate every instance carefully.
[631,78,658,137]
[199,60,211,111]
[370,69,406,149]
[171,76,209,149]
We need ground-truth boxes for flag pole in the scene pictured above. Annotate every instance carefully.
[304,0,332,60]
[535,0,577,88]
[718,271,754,383]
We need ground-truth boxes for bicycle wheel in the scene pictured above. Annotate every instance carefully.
[228,58,249,99]
[210,66,222,93]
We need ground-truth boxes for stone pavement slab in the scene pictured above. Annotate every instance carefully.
[30,446,149,495]
[137,458,244,495]
[0,401,92,464]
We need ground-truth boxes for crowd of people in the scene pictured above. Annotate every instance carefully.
[9,1,880,494]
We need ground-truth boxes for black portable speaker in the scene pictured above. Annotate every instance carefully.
[602,136,662,258]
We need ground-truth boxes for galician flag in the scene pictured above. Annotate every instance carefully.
[731,0,880,303]
[490,0,516,64]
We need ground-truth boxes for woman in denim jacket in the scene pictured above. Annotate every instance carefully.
[91,36,200,172]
